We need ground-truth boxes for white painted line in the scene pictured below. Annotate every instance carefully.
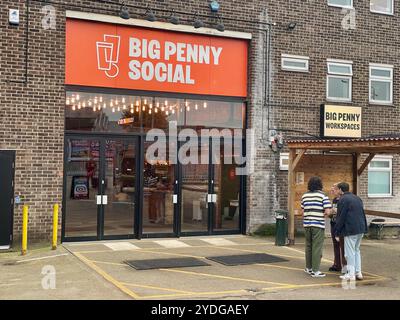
[200,238,237,246]
[16,253,69,263]
[154,240,190,248]
[103,242,140,251]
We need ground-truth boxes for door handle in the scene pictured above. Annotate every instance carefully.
[207,194,212,203]
[96,195,102,205]
[212,194,217,203]
[102,195,108,205]
[172,194,178,204]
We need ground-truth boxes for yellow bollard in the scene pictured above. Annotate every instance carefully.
[52,204,59,250]
[21,205,28,255]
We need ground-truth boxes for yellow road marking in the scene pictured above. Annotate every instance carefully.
[139,289,250,299]
[73,252,140,300]
[215,245,305,260]
[261,276,388,291]
[120,282,194,294]
[91,260,127,266]
[159,268,293,287]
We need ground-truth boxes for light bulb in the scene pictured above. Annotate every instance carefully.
[94,97,98,104]
[136,107,139,112]
[161,106,165,112]
[115,99,119,105]
[98,106,101,111]
[88,101,92,106]
[195,104,198,110]
[130,103,134,109]
[149,109,152,115]
[117,106,120,112]
[144,99,147,105]
[71,97,75,104]
[123,105,126,110]
[164,100,168,106]
[187,106,190,111]
[203,102,207,108]
[130,109,134,114]
[72,105,76,111]
[172,109,175,114]
[110,101,114,107]
[155,108,158,113]
[99,96,103,103]
[66,98,70,105]
[142,106,146,111]
[93,106,96,112]
[122,97,126,103]
[103,103,106,109]
[82,102,86,108]
[156,102,160,108]
[76,94,80,100]
[112,107,115,113]
[166,110,169,115]
[185,101,189,107]
[136,100,140,106]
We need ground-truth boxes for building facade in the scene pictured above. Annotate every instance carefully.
[0,0,398,245]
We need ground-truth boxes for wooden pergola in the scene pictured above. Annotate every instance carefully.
[286,136,400,245]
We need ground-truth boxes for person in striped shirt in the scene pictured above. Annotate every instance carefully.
[301,176,332,278]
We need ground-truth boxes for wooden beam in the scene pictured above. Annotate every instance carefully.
[353,153,360,195]
[287,149,297,245]
[292,149,307,172]
[358,153,376,176]
[365,210,400,220]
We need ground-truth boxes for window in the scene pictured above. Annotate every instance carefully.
[370,0,394,15]
[369,64,393,104]
[328,0,353,8]
[327,60,353,102]
[279,153,289,171]
[368,156,392,197]
[281,54,309,72]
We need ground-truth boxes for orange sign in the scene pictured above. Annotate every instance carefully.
[65,19,248,97]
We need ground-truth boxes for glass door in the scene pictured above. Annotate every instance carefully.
[64,136,138,240]
[102,139,137,238]
[64,138,101,239]
[180,140,212,234]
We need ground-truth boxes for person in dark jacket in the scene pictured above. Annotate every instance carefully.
[334,182,368,281]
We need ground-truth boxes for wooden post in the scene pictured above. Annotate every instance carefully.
[287,149,297,245]
[353,153,361,195]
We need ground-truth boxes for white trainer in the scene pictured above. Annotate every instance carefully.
[356,272,363,280]
[311,271,326,278]
[340,273,356,281]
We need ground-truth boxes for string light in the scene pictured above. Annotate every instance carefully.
[82,102,86,108]
[149,109,152,114]
[94,97,98,104]
[103,103,106,109]
[72,105,76,111]
[144,99,147,105]
[117,106,121,112]
[93,106,96,112]
[136,100,140,106]
[136,106,139,112]
[88,101,92,107]
[122,97,126,103]
[166,110,169,115]
[204,102,207,108]
[164,100,168,106]
[98,105,101,111]
[155,108,158,113]
[172,109,175,114]
[130,108,134,114]
[112,107,115,113]
[76,94,80,101]
[99,96,103,103]
[123,105,127,110]
[142,105,146,111]
[195,104,198,110]
[66,98,70,105]
[71,97,75,104]
[77,102,81,110]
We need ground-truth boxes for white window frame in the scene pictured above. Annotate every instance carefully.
[368,155,393,197]
[281,54,309,72]
[369,63,393,105]
[370,0,394,15]
[326,60,353,102]
[328,0,353,9]
[279,153,289,171]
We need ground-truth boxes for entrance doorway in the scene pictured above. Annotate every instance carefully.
[0,150,15,249]
[63,137,138,240]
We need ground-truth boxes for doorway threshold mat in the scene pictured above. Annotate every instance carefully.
[206,253,288,266]
[125,257,210,270]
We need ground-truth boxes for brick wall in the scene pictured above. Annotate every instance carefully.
[1,0,398,241]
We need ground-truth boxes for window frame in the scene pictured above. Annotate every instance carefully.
[368,155,393,198]
[370,0,394,15]
[328,0,354,9]
[369,63,393,105]
[326,60,353,102]
[281,54,310,73]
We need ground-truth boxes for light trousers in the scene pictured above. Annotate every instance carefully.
[344,234,363,276]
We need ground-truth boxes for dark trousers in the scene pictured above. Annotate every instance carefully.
[330,221,347,268]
